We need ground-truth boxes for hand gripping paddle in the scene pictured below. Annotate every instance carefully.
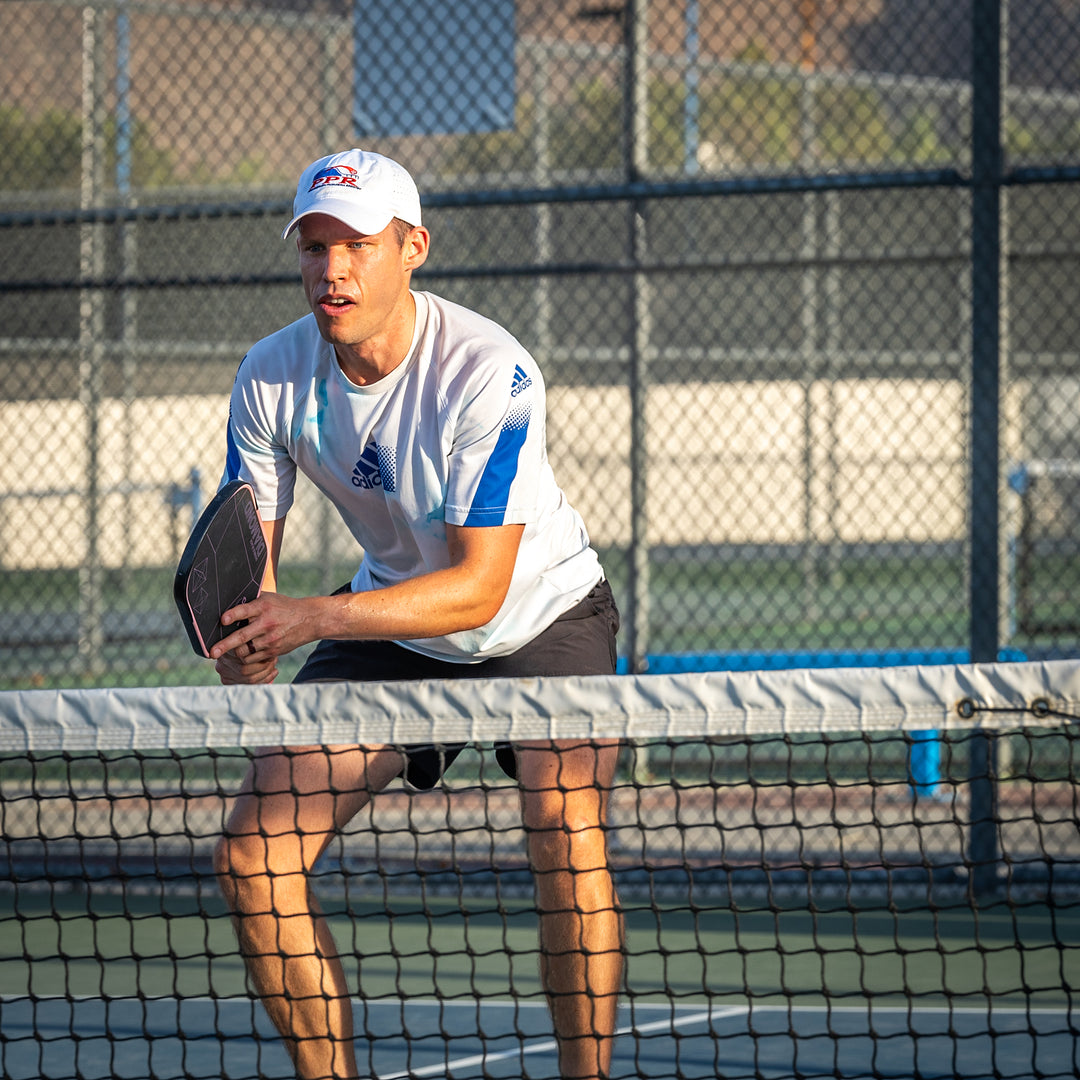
[174,480,268,658]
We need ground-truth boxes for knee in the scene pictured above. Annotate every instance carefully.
[524,792,609,873]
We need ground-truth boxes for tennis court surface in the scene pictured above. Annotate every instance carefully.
[2,996,1076,1079]
[2,663,1079,1079]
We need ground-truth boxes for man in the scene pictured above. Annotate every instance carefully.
[211,148,623,1080]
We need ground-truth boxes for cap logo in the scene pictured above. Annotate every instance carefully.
[309,165,359,192]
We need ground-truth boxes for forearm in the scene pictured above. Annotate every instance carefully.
[214,522,524,670]
[311,564,507,642]
[316,520,526,643]
[213,568,498,671]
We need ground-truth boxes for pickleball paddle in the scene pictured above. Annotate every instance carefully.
[174,479,268,658]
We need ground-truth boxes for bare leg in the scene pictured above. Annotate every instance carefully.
[516,740,623,1080]
[215,744,403,1080]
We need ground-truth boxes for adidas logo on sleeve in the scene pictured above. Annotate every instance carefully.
[510,364,533,397]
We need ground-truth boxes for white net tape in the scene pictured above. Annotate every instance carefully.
[2,659,1078,753]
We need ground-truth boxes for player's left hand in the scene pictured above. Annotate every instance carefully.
[214,643,279,685]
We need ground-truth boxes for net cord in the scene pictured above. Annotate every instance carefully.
[2,659,1078,753]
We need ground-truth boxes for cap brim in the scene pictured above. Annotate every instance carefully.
[282,199,395,240]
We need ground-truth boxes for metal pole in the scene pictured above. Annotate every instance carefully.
[684,0,699,175]
[799,48,821,621]
[626,0,651,676]
[79,3,106,674]
[823,190,841,585]
[319,22,343,596]
[968,0,1007,900]
[534,44,554,362]
[117,1,139,581]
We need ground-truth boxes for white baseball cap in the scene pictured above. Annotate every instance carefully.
[282,149,422,240]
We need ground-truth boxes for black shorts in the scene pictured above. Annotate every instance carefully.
[293,579,620,788]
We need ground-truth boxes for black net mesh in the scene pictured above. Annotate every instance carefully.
[1,670,1078,1079]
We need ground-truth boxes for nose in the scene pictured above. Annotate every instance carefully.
[323,244,349,281]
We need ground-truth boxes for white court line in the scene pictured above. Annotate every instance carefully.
[376,1006,747,1080]
[367,1001,1078,1080]
[739,1004,1076,1016]
[3,996,1074,1080]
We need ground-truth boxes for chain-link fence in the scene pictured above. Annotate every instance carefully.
[2,0,1079,687]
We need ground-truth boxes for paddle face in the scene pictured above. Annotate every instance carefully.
[174,480,268,658]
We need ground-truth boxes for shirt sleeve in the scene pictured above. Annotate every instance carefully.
[220,353,297,522]
[443,352,544,528]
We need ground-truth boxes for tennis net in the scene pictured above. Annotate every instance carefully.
[1,661,1079,1080]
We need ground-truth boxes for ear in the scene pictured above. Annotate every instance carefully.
[402,226,430,273]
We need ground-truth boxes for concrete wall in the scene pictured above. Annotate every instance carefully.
[0,377,969,571]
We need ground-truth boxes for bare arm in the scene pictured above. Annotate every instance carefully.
[211,520,525,683]
[259,516,284,594]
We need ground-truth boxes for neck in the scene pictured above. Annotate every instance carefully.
[334,293,416,386]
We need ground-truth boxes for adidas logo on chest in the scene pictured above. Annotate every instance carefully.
[352,442,397,492]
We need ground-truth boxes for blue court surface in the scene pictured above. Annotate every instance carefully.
[1,996,1076,1079]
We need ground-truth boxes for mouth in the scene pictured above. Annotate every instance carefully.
[317,294,355,314]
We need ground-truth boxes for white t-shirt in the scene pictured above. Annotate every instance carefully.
[223,291,602,661]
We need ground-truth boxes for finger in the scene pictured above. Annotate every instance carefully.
[216,654,278,684]
[210,626,251,660]
[227,663,278,685]
[242,635,280,663]
[237,645,276,673]
[214,649,247,676]
[220,602,256,627]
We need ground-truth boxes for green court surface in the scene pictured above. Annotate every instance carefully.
[4,890,1078,1007]
[2,889,1077,1078]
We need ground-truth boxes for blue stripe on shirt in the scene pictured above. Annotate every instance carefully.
[224,357,246,483]
[464,403,531,526]
[224,415,242,482]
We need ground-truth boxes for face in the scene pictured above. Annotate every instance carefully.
[296,213,428,367]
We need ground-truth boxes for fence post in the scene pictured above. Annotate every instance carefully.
[968,0,1007,900]
[78,3,107,675]
[117,1,140,587]
[683,0,699,175]
[625,0,651,677]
